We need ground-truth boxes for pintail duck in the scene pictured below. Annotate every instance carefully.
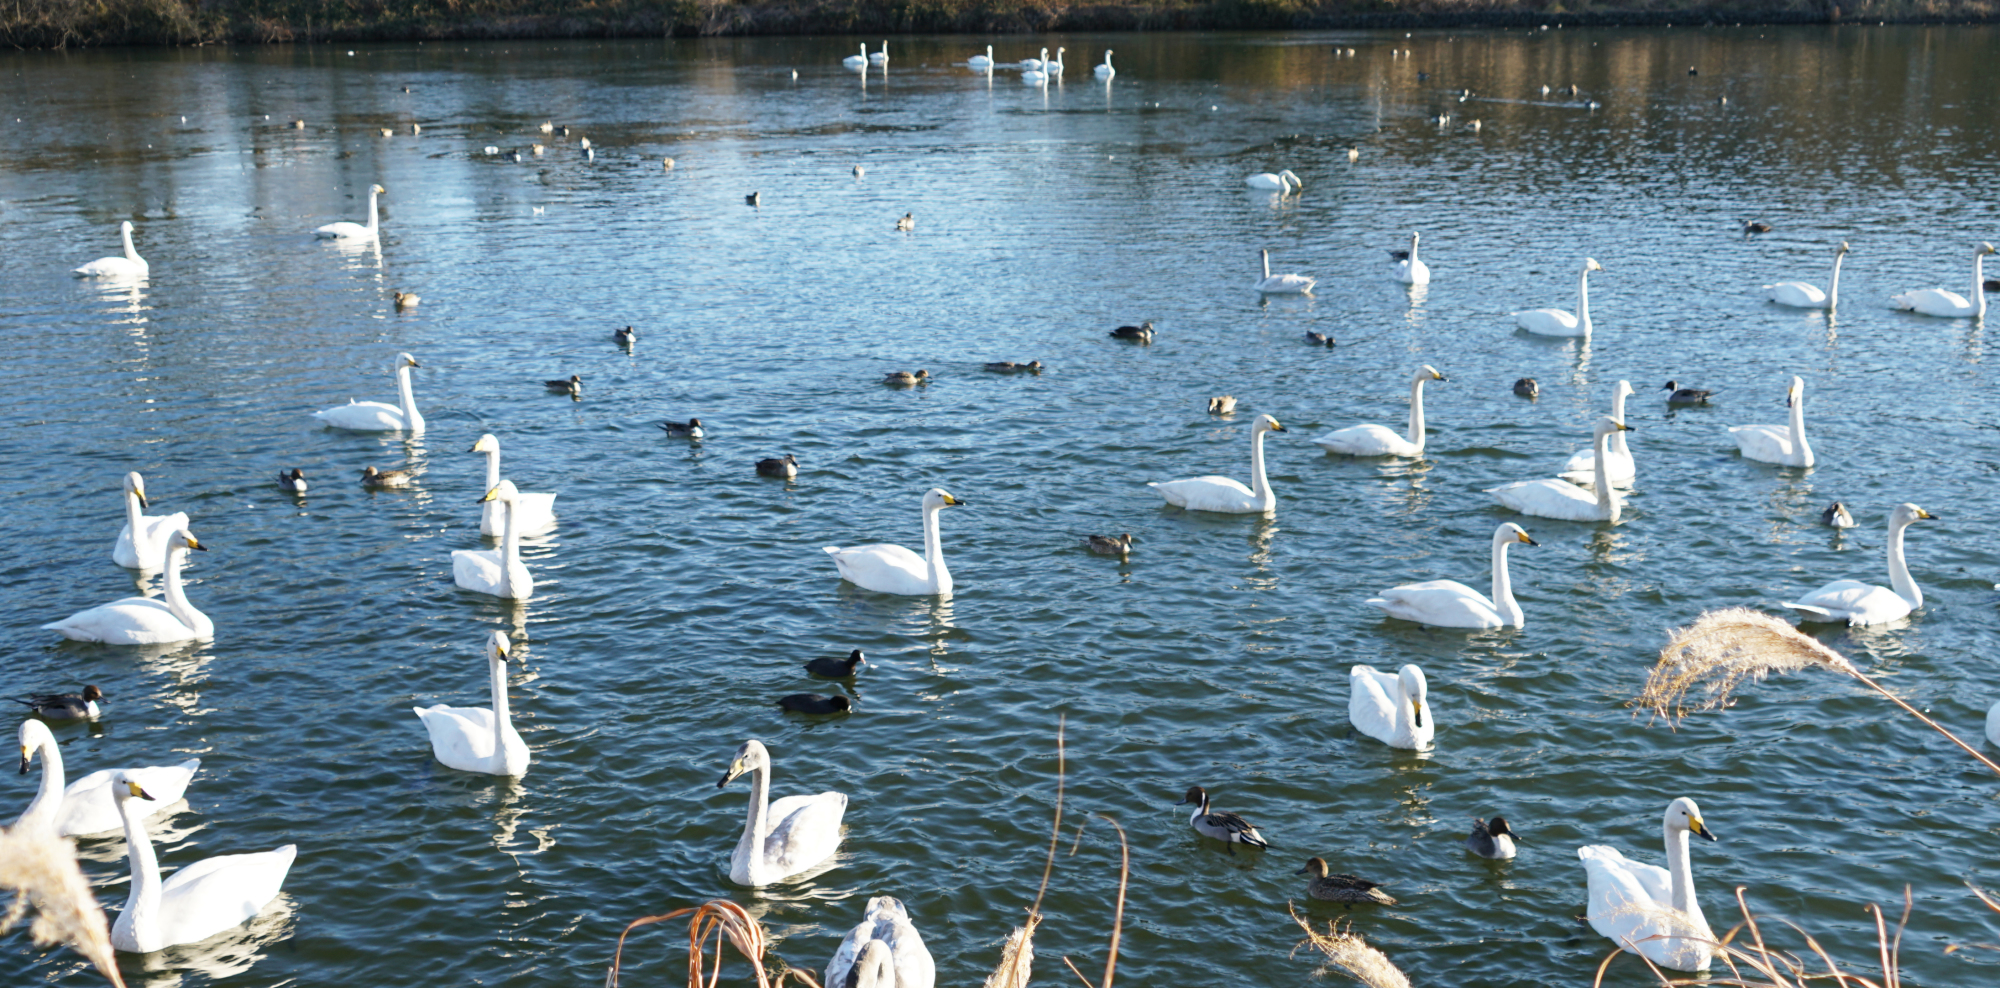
[1176,785,1269,854]
[1465,816,1521,859]
[1296,857,1396,904]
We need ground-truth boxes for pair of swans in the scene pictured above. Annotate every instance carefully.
[470,434,557,535]
[1245,169,1302,195]
[1729,376,1812,468]
[313,352,425,435]
[1020,48,1053,85]
[108,773,296,953]
[718,739,847,886]
[825,488,965,596]
[74,220,148,278]
[1391,231,1430,284]
[1559,381,1637,487]
[1580,797,1719,972]
[826,897,935,988]
[1489,418,1632,522]
[1783,503,1935,625]
[112,471,189,570]
[1366,523,1538,629]
[1349,664,1434,749]
[1312,366,1446,458]
[1515,258,1603,337]
[314,184,386,240]
[454,482,534,599]
[44,529,214,644]
[1255,249,1314,294]
[14,719,201,837]
[1764,241,1847,309]
[414,631,530,776]
[1151,414,1284,514]
[1890,241,1994,318]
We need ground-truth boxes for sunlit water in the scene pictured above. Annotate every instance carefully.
[4,25,2000,987]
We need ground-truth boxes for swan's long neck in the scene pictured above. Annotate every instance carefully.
[499,498,522,597]
[1490,532,1522,628]
[1592,429,1616,518]
[489,651,512,764]
[1249,427,1272,507]
[922,503,949,593]
[1663,823,1700,924]
[1788,389,1810,465]
[1409,234,1421,264]
[1827,250,1844,310]
[117,793,163,949]
[160,545,205,634]
[1261,251,1272,281]
[1576,266,1593,335]
[482,448,502,491]
[737,762,772,876]
[121,225,140,262]
[123,486,145,541]
[17,736,65,831]
[366,188,380,233]
[395,363,424,433]
[1609,386,1630,455]
[1975,249,1988,319]
[1887,516,1921,610]
[1405,376,1427,448]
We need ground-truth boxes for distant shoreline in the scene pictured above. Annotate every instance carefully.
[5,0,1995,51]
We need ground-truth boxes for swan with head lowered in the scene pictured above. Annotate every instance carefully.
[413,631,529,776]
[1514,258,1603,337]
[1488,418,1632,522]
[469,435,557,535]
[74,221,148,278]
[1728,376,1812,468]
[1579,797,1719,972]
[825,897,935,988]
[44,529,213,644]
[1366,523,1538,629]
[1313,366,1446,457]
[111,471,189,571]
[1890,242,1995,318]
[717,739,846,886]
[1349,664,1434,750]
[14,719,201,838]
[824,489,965,596]
[1764,241,1847,309]
[313,352,425,435]
[1151,414,1285,514]
[1559,381,1637,487]
[1245,170,1301,194]
[314,184,386,240]
[454,482,534,600]
[1783,503,1936,625]
[108,773,296,953]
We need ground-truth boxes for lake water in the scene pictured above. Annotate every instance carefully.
[4,24,1999,988]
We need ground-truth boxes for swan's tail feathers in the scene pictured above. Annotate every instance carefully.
[1145,482,1161,488]
[823,546,843,556]
[1889,293,1917,310]
[1362,597,1392,611]
[1782,601,1836,618]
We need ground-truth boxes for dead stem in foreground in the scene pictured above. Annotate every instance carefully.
[1288,903,1412,988]
[981,714,1068,988]
[1593,886,1915,988]
[604,898,821,988]
[0,825,123,987]
[1061,815,1128,988]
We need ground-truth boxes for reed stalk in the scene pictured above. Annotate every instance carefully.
[1593,885,1914,988]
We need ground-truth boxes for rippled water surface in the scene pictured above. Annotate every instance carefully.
[5,25,2000,987]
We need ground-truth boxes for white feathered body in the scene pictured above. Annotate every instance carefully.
[112,844,297,953]
[1514,308,1584,337]
[452,548,534,600]
[1890,288,1976,317]
[43,596,210,645]
[1348,664,1433,750]
[1782,579,1911,626]
[730,792,847,886]
[313,400,413,432]
[1729,423,1809,467]
[1764,281,1828,308]
[1578,845,1713,972]
[825,543,945,596]
[18,760,201,838]
[1313,424,1419,457]
[1489,478,1621,523]
[1366,580,1507,629]
[826,897,937,988]
[114,512,190,570]
[414,704,530,776]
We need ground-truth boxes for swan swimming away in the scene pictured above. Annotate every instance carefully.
[44,529,213,644]
[469,434,557,536]
[1366,522,1538,630]
[414,631,530,776]
[1391,231,1430,284]
[111,471,189,571]
[1244,169,1302,194]
[109,773,296,953]
[826,897,936,988]
[313,352,425,435]
[1890,242,1995,318]
[1783,503,1936,625]
[1728,375,1812,468]
[1764,241,1847,309]
[1150,414,1285,514]
[1349,664,1434,750]
[1579,797,1718,972]
[843,44,868,70]
[967,45,994,69]
[1559,380,1637,487]
[1514,258,1603,337]
[825,489,964,595]
[1489,418,1632,522]
[1255,249,1315,294]
[453,482,533,600]
[1095,50,1115,79]
[14,719,201,838]
[314,183,386,240]
[74,221,148,278]
[1313,365,1447,457]
[718,739,847,886]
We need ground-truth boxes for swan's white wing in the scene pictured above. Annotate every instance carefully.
[1783,580,1909,625]
[1348,665,1400,744]
[415,704,499,772]
[1148,476,1260,513]
[74,257,146,277]
[155,844,296,948]
[825,921,874,988]
[1560,448,1635,485]
[1764,281,1826,307]
[57,759,201,837]
[452,549,503,594]
[1487,479,1609,522]
[480,495,558,536]
[43,596,198,645]
[760,791,846,877]
[315,221,373,239]
[1313,424,1418,456]
[825,544,930,595]
[314,400,407,431]
[883,916,936,988]
[1514,308,1581,335]
[1256,274,1315,293]
[1728,424,1794,463]
[1890,288,1973,315]
[1366,580,1504,629]
[114,512,191,569]
[1579,845,1710,971]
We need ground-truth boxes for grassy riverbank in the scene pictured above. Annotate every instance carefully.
[4,0,1994,49]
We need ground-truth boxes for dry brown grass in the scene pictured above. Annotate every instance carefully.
[604,898,824,988]
[1593,885,1919,988]
[0,825,124,987]
[1288,904,1413,988]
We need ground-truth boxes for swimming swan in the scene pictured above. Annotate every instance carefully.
[869,41,889,65]
[1764,241,1847,309]
[1728,375,1812,468]
[1391,231,1430,284]
[1021,48,1050,85]
[1255,249,1315,294]
[1150,414,1285,514]
[1488,418,1631,522]
[1579,797,1718,972]
[826,897,936,988]
[1890,242,1994,318]
[44,529,213,644]
[1559,380,1637,487]
[111,471,189,571]
[1783,503,1936,625]
[1514,258,1603,337]
[13,719,201,838]
[313,352,425,435]
[74,221,148,278]
[718,739,847,886]
[1312,366,1446,457]
[1365,523,1538,629]
[967,45,994,69]
[314,184,386,240]
[469,434,557,535]
[1095,50,1116,79]
[109,773,296,953]
[1349,664,1434,750]
[453,482,534,600]
[843,44,868,70]
[824,489,965,596]
[413,631,530,776]
[1245,170,1301,194]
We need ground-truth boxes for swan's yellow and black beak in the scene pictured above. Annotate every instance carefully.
[940,493,965,506]
[18,747,29,775]
[1516,530,1539,546]
[479,486,501,504]
[1432,370,1448,381]
[1412,701,1425,729]
[1614,421,1633,432]
[1269,419,1287,432]
[135,490,149,509]
[1689,816,1717,842]
[186,536,207,552]
[1917,508,1938,520]
[717,758,746,789]
[126,780,157,801]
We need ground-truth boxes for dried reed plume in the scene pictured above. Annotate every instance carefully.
[1287,903,1413,988]
[0,825,124,987]
[1597,885,1912,988]
[605,898,820,988]
[1638,607,2000,777]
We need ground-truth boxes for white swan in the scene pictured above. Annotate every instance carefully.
[1349,664,1434,750]
[843,44,868,69]
[967,45,994,69]
[1728,375,1812,468]
[44,529,213,644]
[1255,249,1315,294]
[1312,366,1446,457]
[453,482,534,600]
[413,631,529,776]
[1366,523,1538,630]
[1046,47,1065,78]
[826,897,936,988]
[1764,241,1847,309]
[1095,50,1116,79]
[109,772,296,953]
[824,489,965,596]
[74,221,148,278]
[1392,231,1430,284]
[1018,49,1045,70]
[314,183,385,240]
[313,352,425,434]
[111,471,189,571]
[869,41,889,65]
[1245,169,1301,194]
[1579,797,1718,972]
[1890,242,1994,318]
[1987,701,2000,748]
[469,434,557,535]
[13,719,201,838]
[1559,381,1637,487]
[1021,48,1050,85]
[1488,417,1631,522]
[1150,414,1285,514]
[1514,258,1603,337]
[1783,503,1936,625]
[718,739,846,886]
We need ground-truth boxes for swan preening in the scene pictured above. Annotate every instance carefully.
[109,773,296,953]
[1729,375,1812,467]
[314,184,386,240]
[1313,365,1446,457]
[469,434,558,535]
[1515,258,1603,337]
[1349,663,1434,750]
[1579,797,1718,972]
[1366,523,1538,629]
[313,352,426,435]
[1245,169,1302,195]
[1890,241,1994,318]
[413,631,530,776]
[1255,249,1315,294]
[1490,418,1632,522]
[74,220,148,278]
[453,481,534,599]
[825,488,965,596]
[1764,241,1847,309]
[1150,414,1284,514]
[826,897,936,988]
[14,719,201,837]
[45,529,214,644]
[1783,503,1935,625]
[1559,381,1637,487]
[1392,232,1430,284]
[112,471,189,571]
[719,738,847,886]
